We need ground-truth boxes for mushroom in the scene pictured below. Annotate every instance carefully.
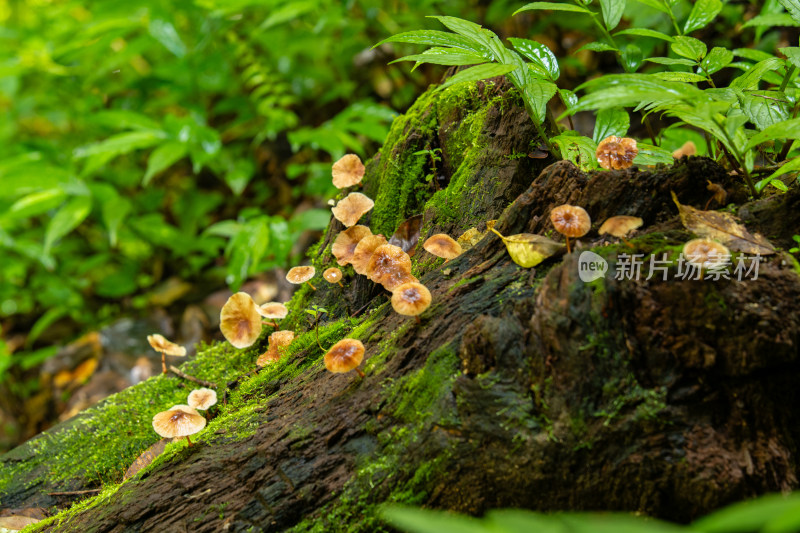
[324,338,366,378]
[220,292,262,349]
[391,282,432,324]
[423,234,462,262]
[287,266,317,291]
[147,334,187,375]
[366,244,417,290]
[672,141,697,159]
[257,301,288,328]
[598,215,643,247]
[351,234,388,275]
[256,330,295,366]
[331,192,375,227]
[323,267,344,288]
[187,388,217,411]
[596,136,638,170]
[332,154,366,189]
[332,225,372,266]
[152,404,206,446]
[683,238,730,268]
[705,181,727,210]
[550,204,591,253]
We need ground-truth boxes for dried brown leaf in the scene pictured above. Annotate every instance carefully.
[388,214,422,257]
[0,516,40,530]
[124,438,172,480]
[671,191,775,255]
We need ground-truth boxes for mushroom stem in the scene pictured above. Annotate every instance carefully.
[355,368,365,379]
[306,281,317,291]
[621,236,634,249]
[185,435,192,447]
[565,237,571,254]
[414,316,421,325]
[262,320,279,328]
[337,281,344,288]
[161,352,167,374]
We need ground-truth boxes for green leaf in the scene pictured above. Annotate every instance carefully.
[778,0,800,24]
[392,48,487,68]
[440,63,517,88]
[671,36,707,61]
[74,130,166,159]
[550,132,598,170]
[89,110,161,131]
[381,505,490,533]
[701,47,734,75]
[630,0,671,12]
[764,157,800,182]
[621,44,643,72]
[684,0,722,33]
[634,143,674,165]
[101,194,131,248]
[741,13,799,28]
[780,46,800,69]
[654,72,708,82]
[576,42,620,53]
[143,141,188,186]
[374,30,483,53]
[258,0,316,30]
[559,88,578,110]
[730,58,784,90]
[741,91,791,131]
[745,117,800,150]
[755,176,789,193]
[28,307,67,346]
[508,38,560,80]
[223,158,255,196]
[613,28,675,41]
[646,57,697,66]
[43,195,92,256]
[693,493,800,533]
[600,0,626,29]
[514,2,592,14]
[148,19,187,58]
[593,108,629,143]
[734,48,777,63]
[4,189,66,220]
[522,79,558,124]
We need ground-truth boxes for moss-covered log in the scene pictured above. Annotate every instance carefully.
[2,78,800,532]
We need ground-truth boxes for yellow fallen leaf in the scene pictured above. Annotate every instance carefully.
[671,191,775,255]
[457,227,484,251]
[490,228,563,268]
[124,438,172,480]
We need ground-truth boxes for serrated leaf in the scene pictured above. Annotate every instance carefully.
[508,38,560,80]
[44,195,92,255]
[440,63,517,88]
[522,79,558,124]
[701,47,734,75]
[559,88,578,109]
[731,58,785,90]
[392,48,487,68]
[646,57,697,66]
[550,133,597,170]
[514,1,592,14]
[742,13,799,28]
[634,143,674,165]
[671,36,707,61]
[780,46,800,69]
[671,191,776,255]
[490,228,562,268]
[684,0,722,33]
[741,91,791,131]
[654,71,708,82]
[593,108,629,143]
[613,28,674,41]
[144,141,188,186]
[374,30,484,53]
[600,0,626,29]
[778,0,800,24]
[577,42,620,53]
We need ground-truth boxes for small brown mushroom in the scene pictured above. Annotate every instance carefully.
[257,301,288,328]
[705,180,727,209]
[187,388,217,411]
[147,333,187,375]
[332,225,372,266]
[423,234,462,262]
[256,330,295,366]
[683,238,730,268]
[598,215,643,247]
[596,136,638,170]
[672,141,697,159]
[287,266,317,291]
[220,292,262,349]
[323,267,344,288]
[331,192,374,227]
[152,404,206,446]
[324,338,365,378]
[351,234,388,275]
[366,244,416,290]
[550,204,591,253]
[332,154,366,189]
[391,282,432,324]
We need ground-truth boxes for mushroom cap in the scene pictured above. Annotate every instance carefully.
[146,334,186,357]
[423,234,462,260]
[324,338,365,374]
[332,225,372,266]
[351,234,388,275]
[152,404,206,439]
[332,154,366,189]
[550,205,591,238]
[391,282,432,317]
[596,136,639,170]
[323,267,343,283]
[256,330,295,366]
[187,388,217,410]
[683,238,731,267]
[598,216,644,238]
[220,292,263,349]
[331,192,375,227]
[366,244,415,290]
[672,140,697,159]
[257,302,288,320]
[286,266,316,284]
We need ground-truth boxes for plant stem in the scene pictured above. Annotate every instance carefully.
[778,100,800,161]
[780,65,797,93]
[315,315,324,351]
[713,116,759,197]
[644,115,658,146]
